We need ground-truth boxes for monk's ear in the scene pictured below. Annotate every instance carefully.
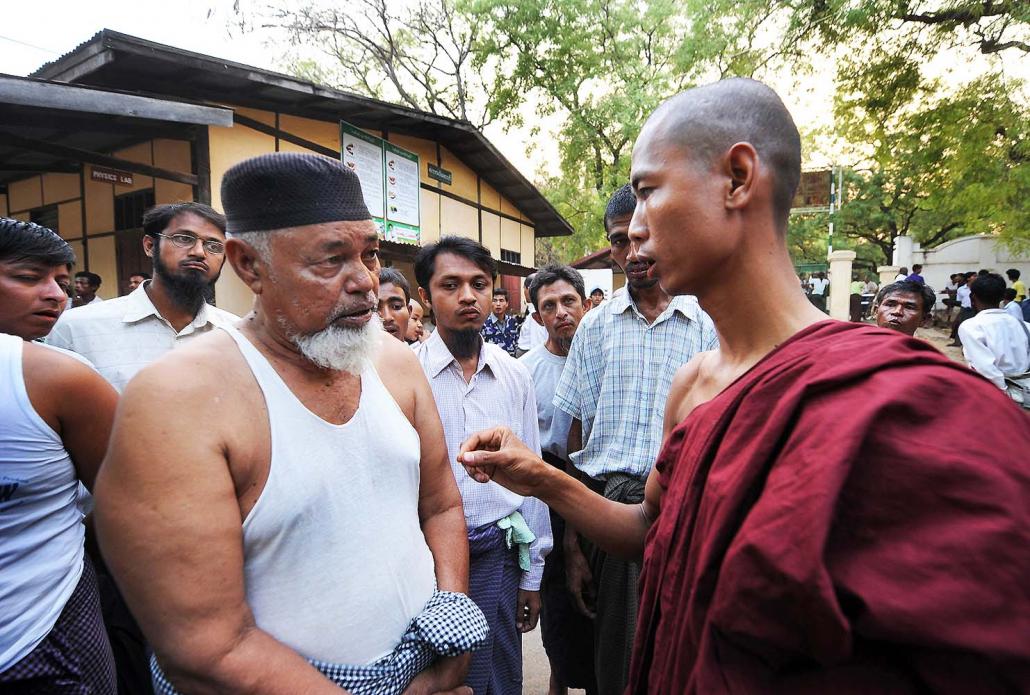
[723,142,758,212]
[226,238,265,295]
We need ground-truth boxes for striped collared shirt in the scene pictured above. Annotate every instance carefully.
[414,331,552,590]
[553,290,718,480]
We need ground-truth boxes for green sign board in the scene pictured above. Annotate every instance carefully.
[340,121,421,244]
[427,163,453,185]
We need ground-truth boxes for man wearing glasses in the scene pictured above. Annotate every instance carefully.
[48,202,238,392]
[46,201,237,695]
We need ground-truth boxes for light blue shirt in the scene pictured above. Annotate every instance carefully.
[553,291,718,480]
[413,331,552,590]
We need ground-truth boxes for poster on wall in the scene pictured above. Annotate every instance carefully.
[340,122,386,231]
[384,142,421,245]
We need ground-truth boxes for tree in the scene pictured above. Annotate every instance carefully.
[239,0,502,128]
[832,72,1029,263]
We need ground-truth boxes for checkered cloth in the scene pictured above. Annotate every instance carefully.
[150,590,488,694]
[0,555,116,694]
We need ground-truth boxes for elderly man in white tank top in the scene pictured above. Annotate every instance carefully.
[94,153,486,695]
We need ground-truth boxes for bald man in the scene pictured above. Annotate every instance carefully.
[458,79,1030,692]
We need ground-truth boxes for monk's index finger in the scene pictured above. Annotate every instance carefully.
[458,426,506,462]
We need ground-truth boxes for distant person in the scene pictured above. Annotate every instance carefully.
[808,271,828,312]
[949,271,977,346]
[959,273,1030,394]
[1002,288,1023,320]
[519,265,596,695]
[72,270,103,307]
[905,264,925,284]
[0,217,118,694]
[1006,268,1026,302]
[848,277,864,322]
[377,267,411,342]
[873,280,936,336]
[517,274,547,357]
[407,298,426,343]
[482,286,519,357]
[894,266,909,282]
[589,287,605,309]
[127,271,150,293]
[861,276,878,295]
[941,273,961,322]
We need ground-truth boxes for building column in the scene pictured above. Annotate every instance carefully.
[828,250,857,320]
[892,234,914,269]
[877,265,900,285]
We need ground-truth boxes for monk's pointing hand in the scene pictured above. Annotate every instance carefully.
[459,426,547,497]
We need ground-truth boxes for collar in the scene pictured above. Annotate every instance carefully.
[423,329,499,379]
[121,280,214,331]
[608,288,700,323]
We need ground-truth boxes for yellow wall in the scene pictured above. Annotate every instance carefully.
[481,212,501,257]
[8,177,41,212]
[500,218,521,254]
[0,194,8,217]
[208,122,277,316]
[520,224,535,266]
[88,236,119,300]
[42,173,79,204]
[420,191,441,245]
[58,200,82,239]
[440,197,478,240]
[154,139,193,203]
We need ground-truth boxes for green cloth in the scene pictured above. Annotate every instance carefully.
[496,511,536,572]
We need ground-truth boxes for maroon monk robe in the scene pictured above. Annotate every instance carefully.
[630,320,1030,694]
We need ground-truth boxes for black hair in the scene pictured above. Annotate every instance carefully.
[75,271,102,288]
[654,78,802,229]
[965,271,977,280]
[414,236,496,299]
[970,273,1006,306]
[0,217,75,268]
[590,287,605,296]
[492,287,509,299]
[874,280,937,317]
[1007,268,1021,281]
[604,184,636,234]
[528,264,586,307]
[899,267,909,275]
[911,264,922,272]
[378,267,410,303]
[978,268,991,276]
[142,202,226,238]
[131,271,152,280]
[1003,287,1018,301]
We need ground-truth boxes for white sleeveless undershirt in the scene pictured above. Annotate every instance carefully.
[0,333,84,671]
[223,325,436,665]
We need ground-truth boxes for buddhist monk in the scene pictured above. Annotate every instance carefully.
[458,78,1030,693]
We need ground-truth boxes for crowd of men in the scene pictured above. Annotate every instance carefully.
[2,77,1028,695]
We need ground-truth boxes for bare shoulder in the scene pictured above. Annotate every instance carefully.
[664,351,719,435]
[23,340,107,392]
[373,336,425,415]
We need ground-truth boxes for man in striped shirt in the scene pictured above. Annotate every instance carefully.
[551,185,717,695]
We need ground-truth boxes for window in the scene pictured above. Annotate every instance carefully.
[500,248,521,264]
[30,205,59,234]
[115,189,155,231]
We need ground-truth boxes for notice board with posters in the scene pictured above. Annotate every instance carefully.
[340,121,421,244]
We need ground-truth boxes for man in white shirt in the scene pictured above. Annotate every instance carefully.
[520,265,596,694]
[949,271,976,346]
[1002,288,1024,321]
[72,271,104,307]
[808,271,829,312]
[48,202,237,392]
[413,236,552,695]
[959,273,1030,391]
[516,274,547,356]
[47,201,237,693]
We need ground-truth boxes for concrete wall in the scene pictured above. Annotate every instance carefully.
[893,234,1030,305]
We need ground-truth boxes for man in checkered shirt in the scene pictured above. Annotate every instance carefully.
[551,184,718,695]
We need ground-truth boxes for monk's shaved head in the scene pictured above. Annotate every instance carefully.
[645,78,802,228]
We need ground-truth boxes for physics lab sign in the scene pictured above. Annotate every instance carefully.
[340,121,421,245]
[90,166,134,186]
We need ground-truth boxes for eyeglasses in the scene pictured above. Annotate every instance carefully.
[156,233,225,255]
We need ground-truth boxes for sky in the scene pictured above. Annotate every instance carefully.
[2,0,1025,182]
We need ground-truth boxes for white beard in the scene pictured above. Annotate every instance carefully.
[287,313,383,374]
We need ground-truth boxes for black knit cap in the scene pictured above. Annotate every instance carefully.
[220,152,371,234]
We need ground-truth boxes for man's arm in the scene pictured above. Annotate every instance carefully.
[23,343,117,491]
[94,359,344,695]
